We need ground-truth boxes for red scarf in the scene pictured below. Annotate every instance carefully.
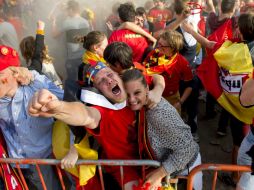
[137,109,157,181]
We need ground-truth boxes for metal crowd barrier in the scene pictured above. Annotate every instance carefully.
[186,164,252,190]
[0,158,252,190]
[0,158,161,190]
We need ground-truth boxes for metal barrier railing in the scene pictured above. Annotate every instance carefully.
[186,164,252,190]
[0,158,252,190]
[0,158,161,190]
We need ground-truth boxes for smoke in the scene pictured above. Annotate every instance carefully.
[2,0,154,78]
[39,0,152,78]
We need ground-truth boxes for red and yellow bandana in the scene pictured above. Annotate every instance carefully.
[85,62,107,86]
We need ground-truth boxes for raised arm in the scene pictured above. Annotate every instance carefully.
[166,16,184,31]
[206,0,216,13]
[153,11,189,39]
[48,1,63,38]
[181,21,216,49]
[29,20,45,73]
[119,22,157,45]
[51,17,62,38]
[240,77,254,107]
[147,74,165,109]
[28,89,101,129]
[218,0,222,16]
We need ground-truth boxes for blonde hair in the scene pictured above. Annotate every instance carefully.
[42,45,53,64]
[159,30,183,54]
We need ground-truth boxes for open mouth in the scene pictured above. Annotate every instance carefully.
[129,102,138,105]
[128,101,141,110]
[112,85,121,95]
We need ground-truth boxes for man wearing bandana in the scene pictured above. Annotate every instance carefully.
[29,62,144,190]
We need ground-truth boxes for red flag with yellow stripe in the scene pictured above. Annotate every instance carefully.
[144,49,178,75]
[197,40,254,124]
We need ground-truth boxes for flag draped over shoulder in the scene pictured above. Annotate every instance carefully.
[52,120,98,186]
[206,18,237,56]
[144,49,178,75]
[82,50,106,66]
[197,40,254,124]
[208,19,233,43]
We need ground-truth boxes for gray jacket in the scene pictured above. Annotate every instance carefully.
[146,98,199,176]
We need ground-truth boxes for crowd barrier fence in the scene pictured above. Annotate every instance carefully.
[0,158,252,190]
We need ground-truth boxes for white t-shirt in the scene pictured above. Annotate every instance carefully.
[180,10,201,47]
[42,62,63,89]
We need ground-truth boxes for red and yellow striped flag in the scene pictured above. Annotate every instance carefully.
[197,40,254,124]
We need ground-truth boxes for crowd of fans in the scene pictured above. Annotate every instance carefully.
[0,0,254,189]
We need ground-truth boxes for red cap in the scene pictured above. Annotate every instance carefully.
[0,45,20,71]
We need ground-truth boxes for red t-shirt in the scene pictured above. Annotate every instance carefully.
[86,106,141,184]
[164,54,193,96]
[145,51,193,97]
[87,106,139,159]
[148,7,173,31]
[108,29,149,63]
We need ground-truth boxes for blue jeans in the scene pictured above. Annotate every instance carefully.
[21,164,61,190]
[237,129,254,190]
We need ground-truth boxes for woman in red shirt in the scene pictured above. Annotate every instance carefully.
[144,30,193,113]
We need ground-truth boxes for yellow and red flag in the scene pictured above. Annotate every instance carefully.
[197,40,254,124]
[52,120,98,186]
[144,49,178,75]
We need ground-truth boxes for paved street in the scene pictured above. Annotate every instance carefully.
[198,100,235,190]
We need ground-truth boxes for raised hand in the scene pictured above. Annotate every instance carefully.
[9,67,34,85]
[181,21,194,34]
[147,90,161,109]
[37,20,45,31]
[106,21,114,31]
[28,89,62,118]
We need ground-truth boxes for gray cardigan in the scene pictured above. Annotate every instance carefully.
[146,98,199,176]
